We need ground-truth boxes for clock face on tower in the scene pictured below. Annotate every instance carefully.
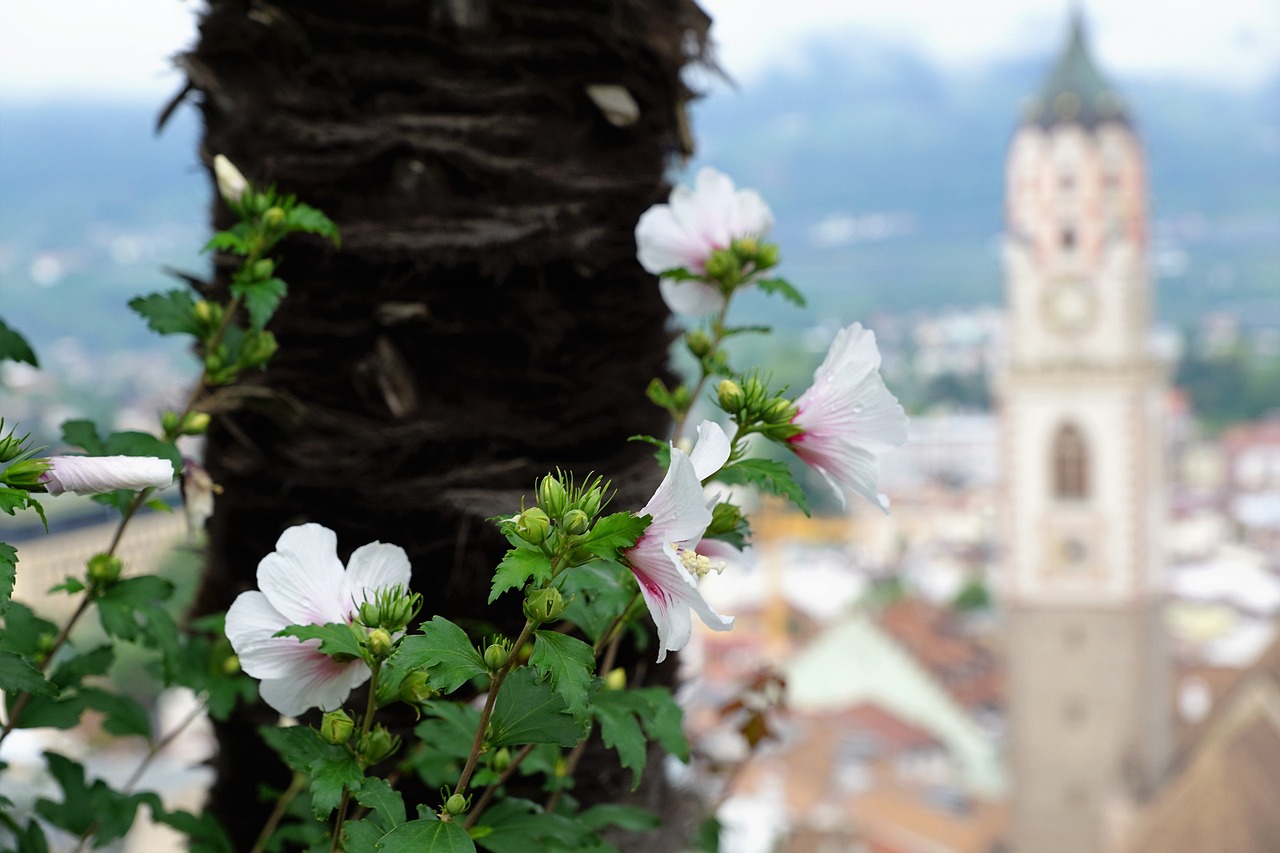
[1042,278,1096,336]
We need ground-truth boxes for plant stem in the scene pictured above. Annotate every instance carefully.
[0,592,92,746]
[454,619,535,797]
[671,301,732,441]
[462,743,535,830]
[251,772,307,853]
[592,590,642,657]
[330,660,382,852]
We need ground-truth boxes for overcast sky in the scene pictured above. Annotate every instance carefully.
[0,0,1277,102]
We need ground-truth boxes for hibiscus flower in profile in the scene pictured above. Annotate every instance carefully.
[225,523,412,717]
[40,455,174,496]
[634,167,774,315]
[626,421,735,662]
[789,322,908,512]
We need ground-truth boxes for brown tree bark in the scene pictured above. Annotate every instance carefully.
[179,0,710,847]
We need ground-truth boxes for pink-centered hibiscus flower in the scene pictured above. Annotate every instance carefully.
[789,323,908,512]
[626,421,735,662]
[634,167,773,315]
[225,523,412,717]
[40,455,174,496]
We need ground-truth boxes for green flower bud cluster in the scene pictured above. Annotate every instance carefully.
[511,471,610,550]
[160,410,211,439]
[1,458,48,488]
[718,374,802,442]
[320,709,355,745]
[444,793,469,816]
[87,552,123,587]
[358,725,400,764]
[357,586,423,633]
[482,638,511,671]
[0,420,34,465]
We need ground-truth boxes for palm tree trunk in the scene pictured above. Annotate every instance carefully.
[181,0,710,846]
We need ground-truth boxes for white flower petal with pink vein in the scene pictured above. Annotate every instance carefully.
[627,422,735,662]
[790,323,908,511]
[225,523,415,717]
[658,278,725,316]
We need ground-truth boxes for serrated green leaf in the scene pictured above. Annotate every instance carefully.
[151,808,235,853]
[632,686,689,761]
[755,277,806,307]
[413,701,483,761]
[378,817,475,852]
[559,561,634,645]
[97,575,176,642]
[0,651,57,697]
[284,203,340,244]
[391,617,487,694]
[0,317,38,366]
[35,754,158,845]
[203,223,253,255]
[79,687,151,737]
[579,513,649,561]
[354,776,406,832]
[275,622,364,661]
[713,458,810,516]
[473,799,594,853]
[488,668,586,749]
[590,692,648,788]
[309,752,364,820]
[0,602,57,656]
[127,290,201,337]
[0,488,32,516]
[231,276,287,331]
[0,541,15,616]
[530,631,596,724]
[344,820,386,850]
[261,725,338,773]
[578,804,659,832]
[489,547,552,604]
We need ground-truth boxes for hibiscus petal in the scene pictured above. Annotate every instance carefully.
[225,590,286,649]
[731,187,775,238]
[658,278,726,316]
[257,523,350,626]
[640,450,711,545]
[632,541,733,663]
[237,635,325,680]
[689,420,731,481]
[344,542,413,605]
[636,205,705,274]
[257,656,370,718]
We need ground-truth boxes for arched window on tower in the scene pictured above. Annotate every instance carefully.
[1052,423,1089,500]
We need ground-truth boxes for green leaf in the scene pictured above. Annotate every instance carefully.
[103,430,183,477]
[231,276,287,331]
[49,645,114,688]
[353,776,406,832]
[275,622,364,661]
[626,435,671,469]
[0,602,57,656]
[310,752,364,820]
[473,800,594,853]
[721,324,772,339]
[578,804,659,832]
[261,725,337,773]
[579,513,649,561]
[0,541,14,616]
[755,276,806,307]
[413,701,483,761]
[631,686,689,761]
[391,617,487,694]
[713,458,810,516]
[203,223,253,255]
[284,203,340,244]
[590,692,648,788]
[97,575,176,642]
[127,290,201,337]
[0,317,38,366]
[489,546,552,604]
[59,419,105,455]
[377,817,475,853]
[344,820,386,849]
[79,687,152,737]
[35,754,158,845]
[0,651,57,697]
[488,668,586,749]
[530,631,596,724]
[151,808,235,853]
[559,561,634,645]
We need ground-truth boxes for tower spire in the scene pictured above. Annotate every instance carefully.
[1024,7,1128,129]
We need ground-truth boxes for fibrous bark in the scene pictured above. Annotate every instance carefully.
[180,0,710,847]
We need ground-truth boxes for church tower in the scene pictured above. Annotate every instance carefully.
[999,14,1171,852]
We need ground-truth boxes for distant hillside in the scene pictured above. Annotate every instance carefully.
[1,37,1276,359]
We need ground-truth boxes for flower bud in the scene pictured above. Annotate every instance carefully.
[221,653,241,675]
[756,242,780,269]
[717,379,745,414]
[764,398,796,424]
[492,747,512,772]
[181,411,211,436]
[2,458,49,487]
[213,154,249,203]
[262,206,286,227]
[320,709,355,745]
[41,456,173,496]
[562,509,590,536]
[367,628,394,660]
[87,553,123,585]
[576,487,603,520]
[161,410,181,436]
[358,725,400,764]
[522,588,565,625]
[241,331,279,367]
[445,793,468,816]
[250,259,275,280]
[537,475,567,519]
[0,434,25,463]
[604,667,627,691]
[193,299,218,327]
[399,670,435,704]
[513,507,551,546]
[732,237,759,260]
[483,642,510,671]
[685,329,712,358]
[704,248,739,284]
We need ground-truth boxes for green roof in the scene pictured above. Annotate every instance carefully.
[1024,11,1129,129]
